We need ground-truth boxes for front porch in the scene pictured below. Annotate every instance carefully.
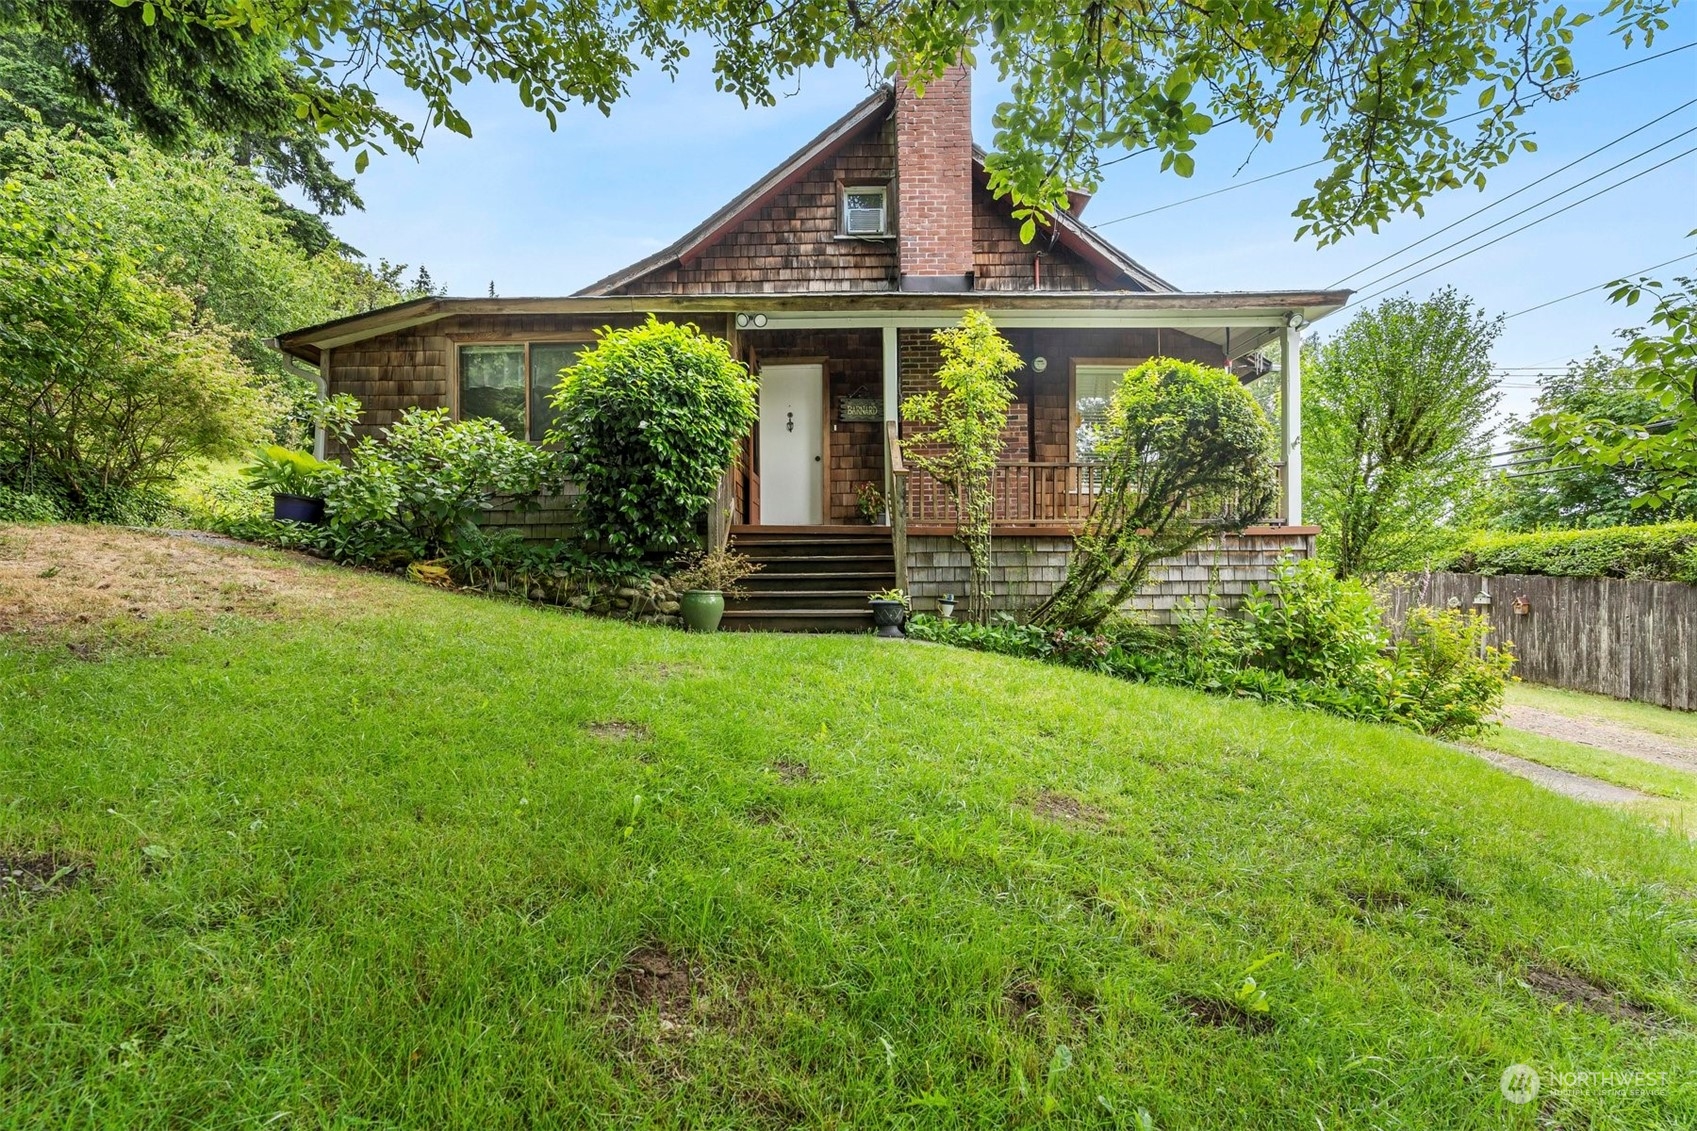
[730,310,1308,535]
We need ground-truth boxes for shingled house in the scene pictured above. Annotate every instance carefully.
[274,68,1346,630]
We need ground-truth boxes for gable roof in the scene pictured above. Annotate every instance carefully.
[576,87,1176,297]
[577,86,897,297]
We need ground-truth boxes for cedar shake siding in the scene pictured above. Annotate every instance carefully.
[972,170,1108,292]
[322,312,692,456]
[894,66,975,287]
[607,118,900,296]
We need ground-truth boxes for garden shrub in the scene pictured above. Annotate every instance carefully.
[910,558,1512,739]
[1439,523,1697,584]
[1032,358,1277,631]
[0,485,61,522]
[212,409,560,568]
[899,310,1022,621]
[547,317,757,561]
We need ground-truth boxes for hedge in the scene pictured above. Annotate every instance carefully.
[1438,523,1697,584]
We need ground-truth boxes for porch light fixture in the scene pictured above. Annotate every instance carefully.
[1285,311,1306,330]
[735,313,769,329]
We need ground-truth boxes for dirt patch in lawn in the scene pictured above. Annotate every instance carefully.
[0,524,363,647]
[772,759,811,783]
[584,720,651,741]
[1028,791,1109,826]
[605,946,701,1040]
[627,661,702,681]
[1,850,93,898]
[1501,704,1697,775]
[1176,994,1275,1033]
[1523,966,1659,1028]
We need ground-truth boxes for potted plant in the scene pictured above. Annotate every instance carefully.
[867,587,909,638]
[242,444,337,523]
[668,548,761,633]
[856,481,887,526]
[936,592,957,620]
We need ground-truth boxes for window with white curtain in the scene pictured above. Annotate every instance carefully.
[1072,362,1140,461]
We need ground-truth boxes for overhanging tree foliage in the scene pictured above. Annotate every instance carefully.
[1030,359,1277,632]
[899,310,1021,622]
[25,0,1678,240]
[1532,270,1697,512]
[1494,348,1697,528]
[1303,289,1501,578]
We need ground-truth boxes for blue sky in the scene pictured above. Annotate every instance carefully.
[323,20,1697,428]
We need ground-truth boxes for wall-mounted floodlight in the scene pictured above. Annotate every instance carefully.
[735,313,769,329]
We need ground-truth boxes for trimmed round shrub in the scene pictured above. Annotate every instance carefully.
[547,317,757,559]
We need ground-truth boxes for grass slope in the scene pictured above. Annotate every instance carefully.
[3,546,1696,1128]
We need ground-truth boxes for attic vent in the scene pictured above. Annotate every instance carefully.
[842,186,888,236]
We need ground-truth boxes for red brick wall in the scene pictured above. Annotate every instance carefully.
[895,66,974,284]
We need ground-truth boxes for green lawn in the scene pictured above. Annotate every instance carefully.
[4,539,1697,1128]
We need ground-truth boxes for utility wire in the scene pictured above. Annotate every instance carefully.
[1328,99,1697,287]
[1090,40,1696,225]
[1347,145,1697,307]
[1344,129,1697,298]
[1503,251,1697,318]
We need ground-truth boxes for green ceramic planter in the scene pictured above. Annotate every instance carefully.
[680,589,726,633]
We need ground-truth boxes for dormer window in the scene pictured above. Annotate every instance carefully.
[841,185,889,236]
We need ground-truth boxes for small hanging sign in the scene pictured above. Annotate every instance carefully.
[837,396,881,422]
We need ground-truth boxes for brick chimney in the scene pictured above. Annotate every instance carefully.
[895,64,974,291]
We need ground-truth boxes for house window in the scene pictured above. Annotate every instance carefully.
[841,185,889,236]
[457,341,590,442]
[1072,361,1142,462]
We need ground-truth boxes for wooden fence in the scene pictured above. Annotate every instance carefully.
[1382,572,1697,711]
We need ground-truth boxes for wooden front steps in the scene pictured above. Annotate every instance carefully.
[725,526,895,633]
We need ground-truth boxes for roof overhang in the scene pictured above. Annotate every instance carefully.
[271,290,1350,363]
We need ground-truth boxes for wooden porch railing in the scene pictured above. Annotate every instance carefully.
[903,460,1289,528]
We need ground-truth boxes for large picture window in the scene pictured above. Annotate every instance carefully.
[457,341,590,441]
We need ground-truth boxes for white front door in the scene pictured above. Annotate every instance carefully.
[758,363,824,525]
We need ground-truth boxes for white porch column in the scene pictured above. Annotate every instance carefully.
[1279,321,1302,526]
[882,324,900,422]
[882,324,900,500]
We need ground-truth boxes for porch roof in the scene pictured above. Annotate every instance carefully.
[271,289,1350,363]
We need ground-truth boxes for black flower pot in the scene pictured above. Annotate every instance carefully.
[273,492,326,524]
[869,599,906,639]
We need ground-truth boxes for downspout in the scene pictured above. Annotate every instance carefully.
[268,337,330,459]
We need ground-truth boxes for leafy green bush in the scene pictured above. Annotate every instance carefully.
[1439,523,1697,584]
[0,485,61,522]
[547,317,757,561]
[1032,357,1277,631]
[214,409,561,568]
[910,559,1513,738]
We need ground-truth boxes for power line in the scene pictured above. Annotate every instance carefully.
[1090,40,1696,220]
[1093,159,1325,227]
[1344,129,1697,298]
[1347,145,1697,307]
[1503,251,1697,319]
[1327,99,1697,288]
